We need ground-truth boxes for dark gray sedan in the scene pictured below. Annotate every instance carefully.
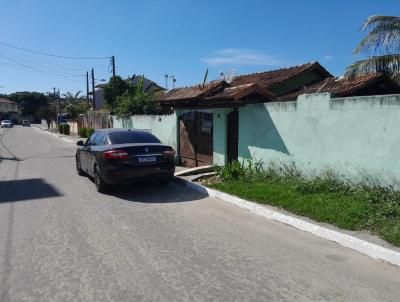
[76,129,175,192]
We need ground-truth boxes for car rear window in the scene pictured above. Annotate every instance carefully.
[108,131,161,144]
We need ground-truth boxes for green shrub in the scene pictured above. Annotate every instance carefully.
[79,127,87,138]
[63,124,70,135]
[216,161,245,180]
[58,124,63,134]
[86,127,94,137]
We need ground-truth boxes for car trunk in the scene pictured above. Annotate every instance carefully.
[108,143,173,166]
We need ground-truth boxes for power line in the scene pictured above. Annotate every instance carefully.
[0,51,85,78]
[0,61,85,83]
[0,49,109,71]
[0,41,110,60]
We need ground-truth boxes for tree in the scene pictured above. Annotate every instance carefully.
[36,106,56,128]
[114,76,162,118]
[103,76,129,108]
[7,92,49,119]
[346,15,400,79]
[65,102,91,120]
[62,91,83,103]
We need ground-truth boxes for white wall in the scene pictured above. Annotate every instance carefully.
[112,113,178,150]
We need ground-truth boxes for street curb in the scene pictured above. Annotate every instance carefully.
[33,126,76,143]
[175,177,400,268]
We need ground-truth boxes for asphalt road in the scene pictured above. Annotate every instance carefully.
[0,126,399,302]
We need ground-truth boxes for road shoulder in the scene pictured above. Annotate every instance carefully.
[174,176,400,268]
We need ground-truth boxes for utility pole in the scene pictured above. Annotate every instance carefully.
[111,56,116,109]
[170,75,176,89]
[91,68,96,110]
[164,74,168,89]
[58,89,61,120]
[86,71,89,106]
[52,87,58,125]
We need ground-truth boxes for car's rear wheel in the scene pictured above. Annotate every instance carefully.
[94,165,108,193]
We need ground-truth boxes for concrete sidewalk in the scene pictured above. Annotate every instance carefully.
[32,124,83,144]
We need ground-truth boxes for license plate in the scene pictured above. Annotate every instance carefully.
[138,156,156,163]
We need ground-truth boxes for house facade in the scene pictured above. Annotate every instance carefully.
[159,62,333,167]
[112,61,400,182]
[156,62,400,183]
[0,98,19,122]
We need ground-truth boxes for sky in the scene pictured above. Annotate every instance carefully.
[0,0,398,94]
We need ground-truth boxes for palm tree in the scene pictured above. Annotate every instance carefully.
[345,15,400,79]
[62,91,82,103]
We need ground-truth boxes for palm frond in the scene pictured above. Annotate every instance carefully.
[361,15,400,30]
[74,91,82,99]
[355,24,400,54]
[345,54,400,79]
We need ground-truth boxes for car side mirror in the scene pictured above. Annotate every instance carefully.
[77,140,84,146]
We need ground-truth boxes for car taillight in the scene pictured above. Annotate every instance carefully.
[103,149,129,159]
[162,149,176,157]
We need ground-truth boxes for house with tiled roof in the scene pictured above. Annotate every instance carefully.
[157,61,400,168]
[278,73,400,102]
[159,62,340,167]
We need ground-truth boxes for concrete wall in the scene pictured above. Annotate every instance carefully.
[112,113,178,150]
[213,108,232,166]
[234,93,400,184]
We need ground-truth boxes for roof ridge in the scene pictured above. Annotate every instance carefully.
[165,79,224,92]
[233,62,317,79]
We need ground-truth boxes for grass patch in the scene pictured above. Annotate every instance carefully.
[206,161,400,247]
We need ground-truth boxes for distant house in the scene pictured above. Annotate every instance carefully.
[93,75,165,110]
[158,61,400,168]
[278,73,400,102]
[0,98,20,122]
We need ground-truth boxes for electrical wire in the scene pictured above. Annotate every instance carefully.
[0,49,108,71]
[0,61,85,83]
[0,52,85,78]
[0,41,110,60]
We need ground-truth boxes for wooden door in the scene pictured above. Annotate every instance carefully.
[179,111,213,167]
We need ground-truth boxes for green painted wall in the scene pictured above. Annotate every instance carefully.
[112,113,178,151]
[213,108,231,166]
[236,93,400,184]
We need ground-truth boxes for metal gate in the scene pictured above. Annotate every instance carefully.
[179,111,213,167]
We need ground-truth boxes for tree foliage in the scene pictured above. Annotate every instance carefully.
[346,15,400,79]
[35,106,56,128]
[62,91,83,103]
[103,76,129,108]
[66,101,91,120]
[7,92,49,117]
[114,76,162,118]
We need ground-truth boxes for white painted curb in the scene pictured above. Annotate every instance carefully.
[178,178,400,268]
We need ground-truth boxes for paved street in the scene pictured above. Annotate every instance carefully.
[0,126,399,302]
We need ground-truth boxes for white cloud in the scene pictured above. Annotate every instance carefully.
[323,55,334,61]
[202,48,282,67]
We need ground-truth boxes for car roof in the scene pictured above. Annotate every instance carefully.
[95,128,152,135]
